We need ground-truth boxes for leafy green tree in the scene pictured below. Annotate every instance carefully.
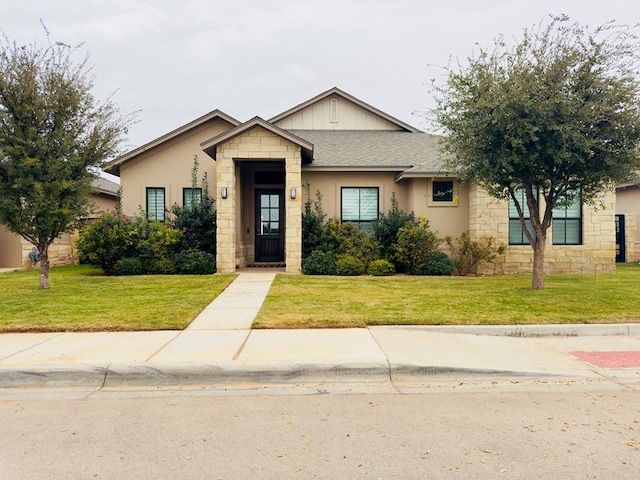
[432,16,640,289]
[0,33,131,288]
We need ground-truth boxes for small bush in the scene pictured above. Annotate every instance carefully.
[373,193,416,269]
[418,251,454,276]
[302,250,337,275]
[147,257,178,275]
[367,259,395,276]
[323,219,379,269]
[445,232,505,276]
[175,249,216,274]
[112,257,146,276]
[336,255,365,276]
[395,217,442,274]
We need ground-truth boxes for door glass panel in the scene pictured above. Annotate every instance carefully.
[261,196,270,208]
[271,195,279,208]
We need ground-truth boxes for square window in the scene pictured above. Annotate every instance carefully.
[341,187,379,230]
[432,181,454,202]
[183,188,202,209]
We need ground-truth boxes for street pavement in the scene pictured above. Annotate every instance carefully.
[1,271,640,391]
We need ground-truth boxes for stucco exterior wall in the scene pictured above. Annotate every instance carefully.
[118,120,232,216]
[0,225,22,268]
[615,185,640,262]
[469,185,616,275]
[89,191,118,216]
[301,172,469,239]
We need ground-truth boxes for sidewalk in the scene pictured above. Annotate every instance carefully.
[1,271,640,391]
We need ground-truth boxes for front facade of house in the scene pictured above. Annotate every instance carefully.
[106,87,620,275]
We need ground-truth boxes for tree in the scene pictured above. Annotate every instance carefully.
[432,15,640,289]
[0,32,131,288]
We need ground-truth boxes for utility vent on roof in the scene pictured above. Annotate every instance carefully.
[330,98,338,123]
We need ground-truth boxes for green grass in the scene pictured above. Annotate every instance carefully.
[0,265,236,332]
[253,263,640,328]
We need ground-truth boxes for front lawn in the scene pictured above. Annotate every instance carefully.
[253,263,640,328]
[0,265,236,332]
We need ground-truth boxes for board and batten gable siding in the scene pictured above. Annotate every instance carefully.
[273,94,402,131]
[118,120,233,216]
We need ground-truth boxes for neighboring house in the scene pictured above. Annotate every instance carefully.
[0,177,119,269]
[615,174,640,263]
[105,87,619,275]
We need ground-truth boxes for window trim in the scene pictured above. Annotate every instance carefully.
[429,179,458,206]
[182,187,202,209]
[552,192,582,245]
[340,186,379,229]
[508,187,537,246]
[146,187,166,222]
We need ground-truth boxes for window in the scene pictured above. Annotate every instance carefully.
[146,187,165,221]
[552,193,582,245]
[508,187,537,245]
[183,188,202,209]
[341,187,379,229]
[432,181,454,202]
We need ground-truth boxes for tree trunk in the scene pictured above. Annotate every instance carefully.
[531,240,545,290]
[39,247,50,290]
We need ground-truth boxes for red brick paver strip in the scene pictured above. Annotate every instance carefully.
[571,351,640,368]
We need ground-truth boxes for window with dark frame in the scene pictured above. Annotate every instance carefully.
[146,187,165,221]
[552,192,582,245]
[508,187,537,245]
[341,187,379,230]
[183,187,202,209]
[432,180,454,202]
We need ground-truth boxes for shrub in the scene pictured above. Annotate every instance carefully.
[395,217,442,274]
[373,193,416,269]
[445,232,506,276]
[323,219,379,269]
[76,210,140,275]
[302,180,328,258]
[336,255,365,276]
[302,250,337,275]
[367,259,395,276]
[147,257,178,275]
[170,157,217,256]
[175,249,216,274]
[112,257,146,276]
[418,251,454,276]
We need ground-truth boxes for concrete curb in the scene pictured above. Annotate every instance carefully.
[0,361,569,389]
[380,324,640,337]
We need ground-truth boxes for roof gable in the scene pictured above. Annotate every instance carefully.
[269,87,420,132]
[105,109,240,175]
[201,117,314,162]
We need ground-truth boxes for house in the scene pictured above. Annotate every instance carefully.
[105,87,620,275]
[615,175,640,263]
[0,177,119,269]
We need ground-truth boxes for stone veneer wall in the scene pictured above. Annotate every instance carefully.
[623,214,639,262]
[468,184,616,275]
[215,126,302,273]
[20,232,80,269]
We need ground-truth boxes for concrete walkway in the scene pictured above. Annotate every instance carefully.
[1,272,640,392]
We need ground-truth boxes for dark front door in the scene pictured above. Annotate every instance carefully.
[255,189,284,262]
[615,214,626,263]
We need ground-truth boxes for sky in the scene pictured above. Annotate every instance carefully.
[2,0,640,165]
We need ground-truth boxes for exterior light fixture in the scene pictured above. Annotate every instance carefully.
[290,187,296,199]
[221,187,228,199]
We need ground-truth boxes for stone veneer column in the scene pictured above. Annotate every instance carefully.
[216,143,237,273]
[285,149,302,273]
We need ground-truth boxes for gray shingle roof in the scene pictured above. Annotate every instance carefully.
[288,130,447,173]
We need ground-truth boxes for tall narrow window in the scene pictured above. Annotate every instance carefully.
[552,192,582,245]
[183,188,202,209]
[146,187,165,221]
[508,187,537,245]
[341,187,379,230]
